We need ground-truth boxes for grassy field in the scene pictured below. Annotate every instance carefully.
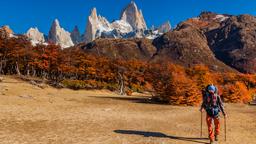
[0,76,255,144]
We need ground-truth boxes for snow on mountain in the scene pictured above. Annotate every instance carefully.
[120,1,147,30]
[98,15,113,32]
[145,30,161,39]
[84,8,112,43]
[111,20,133,34]
[13,1,170,46]
[84,7,134,42]
[214,14,229,22]
[48,19,74,48]
[83,1,164,43]
[26,27,45,46]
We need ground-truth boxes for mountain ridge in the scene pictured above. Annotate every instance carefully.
[21,1,170,48]
[2,8,256,73]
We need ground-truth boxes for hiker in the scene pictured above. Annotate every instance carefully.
[200,84,227,144]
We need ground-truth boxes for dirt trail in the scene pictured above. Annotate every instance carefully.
[0,76,255,144]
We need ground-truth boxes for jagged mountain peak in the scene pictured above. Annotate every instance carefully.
[71,26,82,44]
[128,1,138,9]
[85,7,115,43]
[0,25,15,38]
[28,27,38,31]
[72,26,80,34]
[48,19,74,48]
[85,8,100,43]
[130,0,136,5]
[120,1,147,30]
[52,19,61,28]
[83,1,167,43]
[26,27,45,45]
[91,7,98,19]
[158,21,171,33]
[1,25,14,34]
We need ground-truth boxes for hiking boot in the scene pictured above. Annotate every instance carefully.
[215,135,219,141]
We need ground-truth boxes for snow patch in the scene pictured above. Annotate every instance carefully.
[9,34,18,38]
[214,15,229,22]
[111,20,133,33]
[30,40,48,46]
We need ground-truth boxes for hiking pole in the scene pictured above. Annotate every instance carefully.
[200,110,203,138]
[224,116,227,141]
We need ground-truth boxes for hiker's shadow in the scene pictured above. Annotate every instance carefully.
[114,130,209,144]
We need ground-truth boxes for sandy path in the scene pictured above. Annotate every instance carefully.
[0,76,255,144]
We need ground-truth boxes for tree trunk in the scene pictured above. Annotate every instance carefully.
[118,72,125,95]
[15,61,21,76]
[26,64,30,76]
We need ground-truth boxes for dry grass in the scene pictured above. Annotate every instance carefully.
[0,76,255,144]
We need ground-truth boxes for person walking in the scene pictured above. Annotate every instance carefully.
[200,84,227,144]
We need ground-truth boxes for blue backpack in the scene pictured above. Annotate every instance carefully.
[204,85,220,117]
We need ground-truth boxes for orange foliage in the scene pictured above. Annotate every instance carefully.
[0,36,255,105]
[187,65,217,90]
[147,64,201,106]
[222,82,252,103]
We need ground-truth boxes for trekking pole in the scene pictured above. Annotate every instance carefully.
[200,111,203,138]
[224,116,227,141]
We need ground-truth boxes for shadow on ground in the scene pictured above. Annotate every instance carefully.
[90,96,168,105]
[114,130,209,144]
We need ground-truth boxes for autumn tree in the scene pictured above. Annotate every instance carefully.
[222,81,252,103]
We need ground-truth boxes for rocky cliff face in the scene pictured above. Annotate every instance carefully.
[26,27,45,45]
[111,20,133,34]
[71,26,82,44]
[158,21,171,34]
[152,24,236,72]
[84,8,113,43]
[181,12,256,73]
[84,1,160,43]
[206,14,256,73]
[48,19,74,48]
[79,38,156,61]
[0,25,14,38]
[177,12,230,32]
[3,1,171,47]
[120,1,147,30]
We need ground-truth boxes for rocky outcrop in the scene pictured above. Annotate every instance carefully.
[181,12,256,73]
[48,19,74,48]
[84,8,97,43]
[120,1,147,30]
[152,24,236,72]
[177,12,231,32]
[71,26,82,44]
[26,27,45,45]
[111,20,133,34]
[79,38,156,61]
[0,25,14,38]
[84,8,112,43]
[84,1,156,43]
[158,21,171,33]
[206,14,256,73]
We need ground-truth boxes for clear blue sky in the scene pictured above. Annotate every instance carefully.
[1,0,256,34]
